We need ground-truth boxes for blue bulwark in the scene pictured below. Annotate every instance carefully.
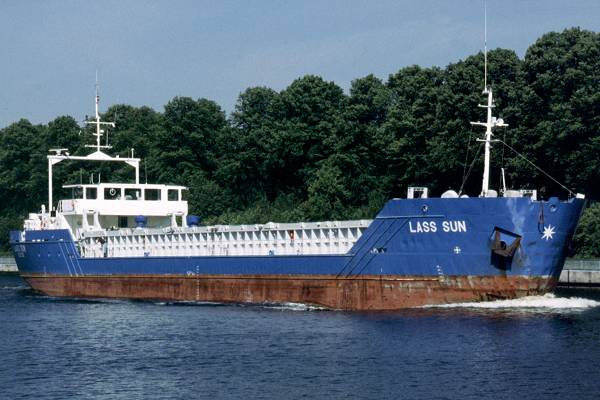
[9,231,21,243]
[25,229,72,242]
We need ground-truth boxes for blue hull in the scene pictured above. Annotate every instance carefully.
[10,197,584,309]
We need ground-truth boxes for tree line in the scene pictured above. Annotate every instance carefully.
[1,28,599,256]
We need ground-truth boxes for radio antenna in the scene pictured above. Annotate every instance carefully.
[84,71,115,152]
[484,0,488,92]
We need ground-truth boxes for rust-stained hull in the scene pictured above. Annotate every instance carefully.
[21,274,559,310]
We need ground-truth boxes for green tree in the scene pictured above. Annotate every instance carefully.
[0,119,47,211]
[219,86,280,205]
[264,75,345,199]
[517,28,600,197]
[156,97,226,183]
[302,161,350,220]
[330,74,391,212]
[573,202,600,258]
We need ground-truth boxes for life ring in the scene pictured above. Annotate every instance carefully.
[109,188,117,196]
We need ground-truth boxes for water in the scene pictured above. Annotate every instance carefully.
[1,275,600,400]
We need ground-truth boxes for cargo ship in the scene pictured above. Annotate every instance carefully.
[9,73,585,310]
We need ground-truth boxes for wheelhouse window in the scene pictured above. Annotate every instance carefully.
[168,189,179,201]
[181,189,189,201]
[104,187,121,200]
[86,187,97,200]
[71,187,84,199]
[124,188,142,200]
[144,188,161,201]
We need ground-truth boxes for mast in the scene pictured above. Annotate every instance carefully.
[46,81,140,212]
[484,0,487,92]
[86,77,114,153]
[470,3,507,197]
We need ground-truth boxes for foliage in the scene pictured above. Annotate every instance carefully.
[0,28,599,256]
[573,203,600,258]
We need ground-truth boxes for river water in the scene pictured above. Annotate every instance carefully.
[1,275,599,400]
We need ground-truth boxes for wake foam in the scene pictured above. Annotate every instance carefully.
[426,293,600,310]
[260,302,328,311]
[152,300,326,310]
[154,300,225,307]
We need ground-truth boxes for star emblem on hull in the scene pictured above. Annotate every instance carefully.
[542,224,556,241]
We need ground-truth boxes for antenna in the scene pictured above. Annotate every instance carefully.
[484,0,488,92]
[84,73,115,153]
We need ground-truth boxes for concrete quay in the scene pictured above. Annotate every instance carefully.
[0,257,17,273]
[559,259,600,287]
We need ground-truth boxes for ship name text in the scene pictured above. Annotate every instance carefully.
[408,220,467,233]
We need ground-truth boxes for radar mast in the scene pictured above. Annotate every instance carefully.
[85,73,115,153]
[470,1,508,197]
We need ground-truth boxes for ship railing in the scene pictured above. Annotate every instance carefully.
[77,224,368,258]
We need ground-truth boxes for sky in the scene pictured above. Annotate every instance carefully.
[0,0,599,128]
